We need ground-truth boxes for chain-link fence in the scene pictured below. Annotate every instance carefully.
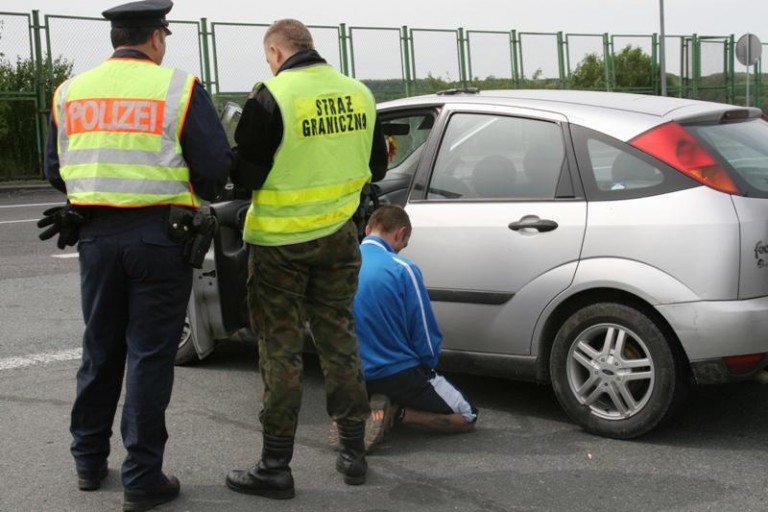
[0,12,40,179]
[348,26,407,100]
[1,9,767,179]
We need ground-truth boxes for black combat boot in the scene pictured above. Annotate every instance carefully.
[225,433,295,499]
[336,421,367,485]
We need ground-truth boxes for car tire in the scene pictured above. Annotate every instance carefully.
[550,302,687,439]
[175,312,199,366]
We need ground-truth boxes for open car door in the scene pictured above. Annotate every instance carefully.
[178,195,252,364]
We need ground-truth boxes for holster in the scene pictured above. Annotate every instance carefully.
[167,206,217,269]
[353,183,381,241]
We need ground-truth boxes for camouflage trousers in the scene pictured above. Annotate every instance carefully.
[247,219,371,437]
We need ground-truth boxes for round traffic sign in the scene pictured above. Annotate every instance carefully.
[736,33,762,66]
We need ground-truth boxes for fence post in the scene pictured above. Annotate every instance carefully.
[726,34,735,105]
[401,25,412,97]
[691,34,700,99]
[199,18,215,94]
[681,36,690,98]
[651,33,659,95]
[756,54,763,109]
[556,31,566,88]
[339,23,350,76]
[32,10,47,176]
[602,33,613,91]
[348,26,357,78]
[510,30,520,88]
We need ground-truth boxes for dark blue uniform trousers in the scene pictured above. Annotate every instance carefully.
[70,214,192,489]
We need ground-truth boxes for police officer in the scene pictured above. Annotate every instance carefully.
[225,19,388,499]
[42,1,232,510]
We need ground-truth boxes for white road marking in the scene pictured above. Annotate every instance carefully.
[0,202,60,209]
[52,253,79,259]
[0,202,61,224]
[0,348,82,371]
[0,219,38,225]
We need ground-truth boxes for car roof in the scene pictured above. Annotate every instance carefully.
[377,89,763,140]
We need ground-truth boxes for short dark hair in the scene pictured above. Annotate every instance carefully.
[367,205,412,237]
[110,26,157,48]
[264,19,314,52]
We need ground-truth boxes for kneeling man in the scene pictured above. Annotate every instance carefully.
[352,205,477,451]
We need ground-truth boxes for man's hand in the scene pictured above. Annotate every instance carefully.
[37,203,87,250]
[37,205,66,241]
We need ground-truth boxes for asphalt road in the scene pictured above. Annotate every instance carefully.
[2,187,768,512]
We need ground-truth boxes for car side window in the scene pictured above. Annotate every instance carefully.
[587,139,664,192]
[571,124,698,200]
[427,113,565,200]
[383,113,434,175]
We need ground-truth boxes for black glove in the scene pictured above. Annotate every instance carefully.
[37,203,87,250]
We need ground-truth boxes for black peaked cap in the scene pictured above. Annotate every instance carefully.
[102,0,173,33]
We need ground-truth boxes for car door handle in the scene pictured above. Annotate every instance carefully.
[508,218,559,232]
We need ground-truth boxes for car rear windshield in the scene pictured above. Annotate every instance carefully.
[686,118,768,198]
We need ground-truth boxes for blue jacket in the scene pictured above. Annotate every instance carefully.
[354,235,442,380]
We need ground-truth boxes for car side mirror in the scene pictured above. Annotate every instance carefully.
[220,102,243,148]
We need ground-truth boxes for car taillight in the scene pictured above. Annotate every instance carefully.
[630,121,739,194]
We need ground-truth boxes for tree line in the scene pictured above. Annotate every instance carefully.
[0,43,765,180]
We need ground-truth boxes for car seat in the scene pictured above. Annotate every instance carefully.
[521,142,564,198]
[471,154,517,198]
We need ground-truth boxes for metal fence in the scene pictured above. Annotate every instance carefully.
[0,10,766,178]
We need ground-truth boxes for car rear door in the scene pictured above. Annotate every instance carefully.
[401,104,587,357]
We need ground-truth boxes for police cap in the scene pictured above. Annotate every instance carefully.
[102,0,173,34]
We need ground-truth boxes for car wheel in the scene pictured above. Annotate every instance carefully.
[550,302,686,439]
[175,313,199,366]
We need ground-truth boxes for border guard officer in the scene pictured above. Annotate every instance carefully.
[225,18,387,500]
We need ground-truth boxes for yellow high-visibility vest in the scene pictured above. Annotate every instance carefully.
[54,57,198,208]
[242,64,376,246]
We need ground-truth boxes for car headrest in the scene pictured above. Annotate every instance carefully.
[472,155,517,197]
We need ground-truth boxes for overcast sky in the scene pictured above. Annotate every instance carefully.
[2,0,767,40]
[2,0,766,91]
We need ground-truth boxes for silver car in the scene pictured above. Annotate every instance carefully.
[181,89,768,439]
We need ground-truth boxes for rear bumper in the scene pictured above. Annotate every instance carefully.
[689,358,768,385]
[658,296,768,384]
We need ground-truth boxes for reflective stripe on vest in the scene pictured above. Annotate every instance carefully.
[243,65,376,246]
[54,59,197,208]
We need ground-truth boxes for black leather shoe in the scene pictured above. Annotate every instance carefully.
[225,465,295,500]
[225,433,296,500]
[76,464,108,491]
[123,474,180,512]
